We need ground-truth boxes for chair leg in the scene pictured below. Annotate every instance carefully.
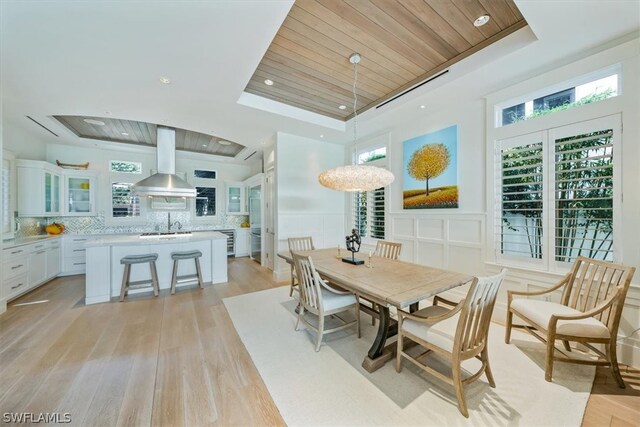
[170,260,178,295]
[545,338,555,382]
[289,266,295,297]
[119,264,130,302]
[355,304,361,339]
[482,348,496,388]
[150,261,159,297]
[562,340,572,352]
[396,318,403,373]
[452,362,469,418]
[607,340,626,388]
[505,309,513,344]
[295,306,304,331]
[195,257,204,289]
[315,314,324,352]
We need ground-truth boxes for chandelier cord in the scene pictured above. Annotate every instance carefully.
[352,57,358,150]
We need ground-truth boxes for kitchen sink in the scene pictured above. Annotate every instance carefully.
[139,231,192,238]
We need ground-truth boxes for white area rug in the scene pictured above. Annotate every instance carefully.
[223,286,594,426]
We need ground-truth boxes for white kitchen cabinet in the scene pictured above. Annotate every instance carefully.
[17,160,62,217]
[64,170,98,216]
[29,246,47,287]
[60,235,99,275]
[1,237,62,301]
[225,182,246,215]
[46,240,61,278]
[235,228,250,257]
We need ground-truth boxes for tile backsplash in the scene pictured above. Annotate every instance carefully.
[16,212,248,237]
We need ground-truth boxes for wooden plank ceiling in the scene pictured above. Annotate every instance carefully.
[53,116,245,157]
[245,0,527,120]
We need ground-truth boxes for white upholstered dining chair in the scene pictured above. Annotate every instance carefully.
[287,236,315,297]
[396,270,506,417]
[506,256,635,387]
[292,252,360,352]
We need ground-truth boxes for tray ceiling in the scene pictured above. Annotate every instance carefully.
[54,116,245,157]
[245,0,527,120]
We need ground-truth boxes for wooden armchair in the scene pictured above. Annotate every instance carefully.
[396,270,506,417]
[361,240,402,325]
[292,253,360,351]
[506,256,635,387]
[287,236,315,296]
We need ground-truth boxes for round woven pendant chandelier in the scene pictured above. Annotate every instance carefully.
[319,53,394,192]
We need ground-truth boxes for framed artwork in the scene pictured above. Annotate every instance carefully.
[402,125,458,209]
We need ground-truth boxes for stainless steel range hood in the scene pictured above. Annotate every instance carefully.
[132,126,196,198]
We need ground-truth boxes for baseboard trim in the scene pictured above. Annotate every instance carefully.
[0,298,6,315]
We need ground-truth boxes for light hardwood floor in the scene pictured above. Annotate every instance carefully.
[1,257,638,426]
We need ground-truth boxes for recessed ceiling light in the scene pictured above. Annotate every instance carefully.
[83,118,105,126]
[218,140,231,146]
[105,111,112,115]
[473,15,490,27]
[320,134,324,138]
[264,79,274,86]
[419,105,426,109]
[338,105,347,110]
[159,77,171,84]
[202,144,207,147]
[121,132,129,136]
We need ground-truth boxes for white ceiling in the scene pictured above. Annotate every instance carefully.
[1,0,639,161]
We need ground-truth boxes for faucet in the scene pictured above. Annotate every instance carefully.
[167,212,182,232]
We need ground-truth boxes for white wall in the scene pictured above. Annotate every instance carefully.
[273,132,345,281]
[3,121,48,160]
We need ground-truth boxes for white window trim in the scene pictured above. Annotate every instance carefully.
[191,179,219,222]
[491,114,621,275]
[2,150,16,239]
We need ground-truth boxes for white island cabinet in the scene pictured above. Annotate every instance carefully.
[84,231,228,305]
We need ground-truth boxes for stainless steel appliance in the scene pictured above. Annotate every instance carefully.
[249,185,261,263]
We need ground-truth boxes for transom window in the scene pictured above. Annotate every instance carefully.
[498,72,619,127]
[110,160,142,174]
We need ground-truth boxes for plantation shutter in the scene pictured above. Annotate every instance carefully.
[352,187,385,240]
[111,182,140,218]
[496,135,544,261]
[552,125,615,263]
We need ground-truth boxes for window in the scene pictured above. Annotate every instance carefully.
[352,141,388,241]
[498,73,618,126]
[110,160,142,174]
[195,186,216,217]
[111,182,140,217]
[496,115,620,269]
[193,169,217,179]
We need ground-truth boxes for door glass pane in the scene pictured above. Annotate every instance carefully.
[53,175,60,212]
[68,177,91,213]
[45,172,52,212]
[228,187,240,212]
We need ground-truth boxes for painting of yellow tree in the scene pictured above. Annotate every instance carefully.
[403,125,458,209]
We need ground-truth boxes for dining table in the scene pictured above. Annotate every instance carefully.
[278,248,474,372]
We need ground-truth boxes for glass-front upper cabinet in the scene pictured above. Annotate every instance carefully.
[225,182,246,215]
[17,160,63,217]
[64,171,97,216]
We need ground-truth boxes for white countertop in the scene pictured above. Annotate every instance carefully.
[2,234,62,249]
[85,231,228,247]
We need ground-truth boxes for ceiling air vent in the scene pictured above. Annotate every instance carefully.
[375,70,449,110]
[26,116,58,137]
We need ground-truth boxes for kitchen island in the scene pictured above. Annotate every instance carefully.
[84,231,228,304]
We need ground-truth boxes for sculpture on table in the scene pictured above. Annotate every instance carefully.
[343,229,364,265]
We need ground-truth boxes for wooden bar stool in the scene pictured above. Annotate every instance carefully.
[119,253,160,302]
[170,250,204,294]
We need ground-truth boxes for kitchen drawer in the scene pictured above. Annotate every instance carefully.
[3,273,29,299]
[65,244,87,257]
[3,246,29,261]
[2,257,29,281]
[47,239,61,249]
[63,256,87,273]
